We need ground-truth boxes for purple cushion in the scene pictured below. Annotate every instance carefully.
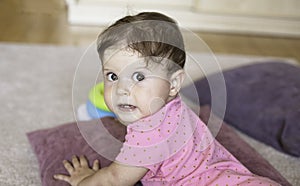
[27,117,127,186]
[27,106,290,186]
[182,62,300,157]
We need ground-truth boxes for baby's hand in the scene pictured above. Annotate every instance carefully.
[54,155,100,186]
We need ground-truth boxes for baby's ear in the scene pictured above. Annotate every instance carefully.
[169,69,185,96]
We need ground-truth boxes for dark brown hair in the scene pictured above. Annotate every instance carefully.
[97,12,186,72]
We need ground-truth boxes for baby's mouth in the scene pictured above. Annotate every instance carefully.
[117,104,137,112]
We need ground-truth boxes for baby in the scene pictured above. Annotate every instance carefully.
[54,12,280,186]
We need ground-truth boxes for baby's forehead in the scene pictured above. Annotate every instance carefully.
[102,49,169,71]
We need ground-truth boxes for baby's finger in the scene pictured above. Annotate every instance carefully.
[72,155,80,169]
[53,174,70,183]
[79,155,88,167]
[63,160,74,173]
[92,160,100,171]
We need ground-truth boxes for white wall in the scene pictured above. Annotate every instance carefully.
[66,0,300,37]
[198,0,300,18]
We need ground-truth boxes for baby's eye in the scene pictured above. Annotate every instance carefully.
[106,72,118,81]
[132,72,145,82]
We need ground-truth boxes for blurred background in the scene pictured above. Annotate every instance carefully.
[0,0,299,62]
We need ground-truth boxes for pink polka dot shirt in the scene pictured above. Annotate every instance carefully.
[116,97,280,185]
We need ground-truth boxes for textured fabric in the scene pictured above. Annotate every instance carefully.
[181,62,300,157]
[116,98,280,185]
[27,106,290,186]
[27,117,128,186]
[199,107,291,186]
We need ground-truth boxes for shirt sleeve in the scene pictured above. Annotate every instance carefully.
[115,98,197,174]
[115,125,168,170]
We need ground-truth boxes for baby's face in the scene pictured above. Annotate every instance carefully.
[102,50,174,125]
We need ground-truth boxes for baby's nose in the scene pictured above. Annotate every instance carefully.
[116,80,131,96]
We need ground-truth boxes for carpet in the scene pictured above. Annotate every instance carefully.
[0,42,299,185]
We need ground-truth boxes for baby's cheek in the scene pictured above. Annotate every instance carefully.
[133,89,149,109]
[148,97,166,114]
[135,91,162,115]
[104,88,114,111]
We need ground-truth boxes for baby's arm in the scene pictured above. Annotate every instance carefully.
[54,155,148,186]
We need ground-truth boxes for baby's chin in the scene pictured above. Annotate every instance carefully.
[116,115,142,126]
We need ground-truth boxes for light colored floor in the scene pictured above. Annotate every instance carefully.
[1,0,300,63]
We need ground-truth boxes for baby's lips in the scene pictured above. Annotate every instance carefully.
[117,104,138,112]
